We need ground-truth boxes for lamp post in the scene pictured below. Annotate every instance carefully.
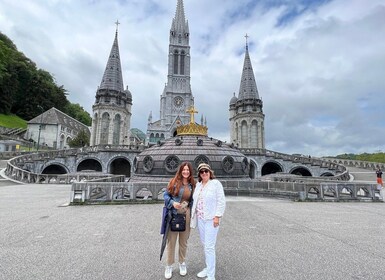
[36,105,44,152]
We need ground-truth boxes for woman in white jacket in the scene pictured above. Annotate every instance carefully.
[191,163,226,280]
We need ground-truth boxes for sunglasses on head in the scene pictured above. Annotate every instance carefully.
[199,169,209,174]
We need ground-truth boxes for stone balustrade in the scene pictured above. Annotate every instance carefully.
[323,158,385,170]
[69,179,381,204]
[70,181,165,204]
[5,152,126,184]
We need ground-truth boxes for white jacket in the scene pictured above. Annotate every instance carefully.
[190,179,226,228]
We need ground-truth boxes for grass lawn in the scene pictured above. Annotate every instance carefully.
[0,114,27,128]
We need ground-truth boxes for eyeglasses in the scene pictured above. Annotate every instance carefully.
[199,169,209,174]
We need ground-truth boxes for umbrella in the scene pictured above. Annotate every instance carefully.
[160,207,172,261]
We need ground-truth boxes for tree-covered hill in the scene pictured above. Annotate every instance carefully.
[0,32,91,126]
[330,152,385,164]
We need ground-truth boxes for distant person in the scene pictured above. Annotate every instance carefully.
[376,168,383,186]
[163,162,195,279]
[191,163,226,280]
[376,168,383,199]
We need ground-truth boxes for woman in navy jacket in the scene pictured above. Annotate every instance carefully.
[163,162,195,279]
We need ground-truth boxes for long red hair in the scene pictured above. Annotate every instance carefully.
[167,162,196,196]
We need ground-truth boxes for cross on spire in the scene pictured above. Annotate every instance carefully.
[186,105,198,124]
[245,33,249,50]
[115,20,120,32]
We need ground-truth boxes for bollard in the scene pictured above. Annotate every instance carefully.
[298,191,305,202]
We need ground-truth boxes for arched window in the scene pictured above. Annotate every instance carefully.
[92,113,98,146]
[235,122,239,142]
[241,120,248,148]
[113,114,121,145]
[173,50,179,74]
[180,51,185,75]
[250,120,258,148]
[60,134,65,149]
[66,137,71,147]
[100,112,110,144]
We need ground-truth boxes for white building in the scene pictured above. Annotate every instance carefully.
[0,140,22,152]
[26,107,90,149]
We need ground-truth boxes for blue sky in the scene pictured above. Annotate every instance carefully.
[0,0,384,156]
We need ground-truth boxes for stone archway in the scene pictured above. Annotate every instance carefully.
[249,161,257,179]
[42,164,68,174]
[290,167,312,176]
[321,172,334,177]
[110,158,131,177]
[77,159,102,172]
[261,161,282,176]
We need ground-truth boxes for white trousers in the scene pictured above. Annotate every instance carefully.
[198,218,219,279]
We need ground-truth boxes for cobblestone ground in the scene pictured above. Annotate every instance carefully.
[1,161,384,280]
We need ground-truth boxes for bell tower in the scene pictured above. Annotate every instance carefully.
[147,0,194,144]
[229,35,265,149]
[90,22,133,146]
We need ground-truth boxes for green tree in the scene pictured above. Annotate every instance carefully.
[64,103,92,126]
[1,31,91,125]
[335,152,385,163]
[68,129,90,148]
[0,39,17,114]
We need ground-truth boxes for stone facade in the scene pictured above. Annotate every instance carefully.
[229,43,265,149]
[90,25,133,147]
[146,0,194,144]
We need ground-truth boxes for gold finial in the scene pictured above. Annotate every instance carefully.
[176,105,208,136]
[186,105,198,124]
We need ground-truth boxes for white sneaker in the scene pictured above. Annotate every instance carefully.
[197,268,207,278]
[179,262,187,276]
[165,266,173,279]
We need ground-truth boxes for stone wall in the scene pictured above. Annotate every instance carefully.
[69,179,381,204]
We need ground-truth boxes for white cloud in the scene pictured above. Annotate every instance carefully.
[1,0,384,157]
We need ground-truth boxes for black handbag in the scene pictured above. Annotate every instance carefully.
[170,213,186,232]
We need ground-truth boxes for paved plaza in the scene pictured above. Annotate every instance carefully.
[1,163,385,280]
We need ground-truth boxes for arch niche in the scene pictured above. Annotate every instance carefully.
[261,161,283,176]
[290,167,312,176]
[110,158,131,177]
[77,159,102,172]
[42,164,68,174]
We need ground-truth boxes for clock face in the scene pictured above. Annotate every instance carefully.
[174,96,184,108]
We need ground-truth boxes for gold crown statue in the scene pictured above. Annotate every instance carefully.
[177,106,208,136]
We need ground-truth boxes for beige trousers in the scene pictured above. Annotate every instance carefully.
[166,207,191,265]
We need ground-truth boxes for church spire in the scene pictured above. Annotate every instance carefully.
[238,34,259,100]
[170,0,189,45]
[147,0,194,144]
[99,21,124,92]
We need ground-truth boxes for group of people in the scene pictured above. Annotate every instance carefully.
[162,162,226,280]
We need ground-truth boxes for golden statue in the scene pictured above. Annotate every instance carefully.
[176,105,208,136]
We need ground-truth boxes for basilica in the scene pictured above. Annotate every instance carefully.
[4,0,352,202]
[90,0,264,150]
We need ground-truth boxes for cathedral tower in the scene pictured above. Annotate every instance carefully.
[229,36,265,149]
[146,0,194,144]
[90,22,133,146]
